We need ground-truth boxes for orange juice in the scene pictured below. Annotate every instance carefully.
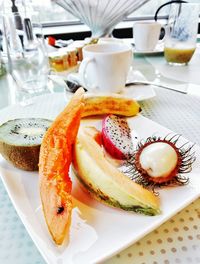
[164,47,196,64]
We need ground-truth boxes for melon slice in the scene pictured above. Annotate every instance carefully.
[73,127,160,216]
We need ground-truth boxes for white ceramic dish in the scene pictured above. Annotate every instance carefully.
[65,69,156,101]
[83,84,156,102]
[0,93,199,264]
[133,42,164,55]
[125,69,156,100]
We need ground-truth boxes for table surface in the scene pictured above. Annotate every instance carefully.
[0,46,200,264]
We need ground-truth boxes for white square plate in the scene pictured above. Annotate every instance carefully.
[0,94,199,264]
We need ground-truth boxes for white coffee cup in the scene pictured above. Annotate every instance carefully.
[77,43,132,94]
[133,22,161,51]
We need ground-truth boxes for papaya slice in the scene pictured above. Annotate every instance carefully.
[39,88,85,245]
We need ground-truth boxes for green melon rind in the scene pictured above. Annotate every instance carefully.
[74,170,159,216]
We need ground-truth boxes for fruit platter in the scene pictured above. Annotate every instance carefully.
[0,91,199,264]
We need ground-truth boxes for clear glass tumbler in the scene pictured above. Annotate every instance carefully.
[164,3,200,66]
[2,11,49,96]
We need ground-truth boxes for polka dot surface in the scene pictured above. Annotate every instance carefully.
[105,198,200,264]
[0,180,45,264]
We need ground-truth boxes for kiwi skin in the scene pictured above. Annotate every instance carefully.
[0,141,40,171]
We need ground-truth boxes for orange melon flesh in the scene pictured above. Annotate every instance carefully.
[39,88,85,245]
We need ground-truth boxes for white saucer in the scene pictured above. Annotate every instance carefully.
[66,70,156,101]
[133,42,164,55]
[124,69,156,100]
[122,84,156,101]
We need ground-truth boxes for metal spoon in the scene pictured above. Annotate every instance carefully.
[125,81,187,94]
[49,75,187,95]
[65,80,87,93]
[65,80,187,94]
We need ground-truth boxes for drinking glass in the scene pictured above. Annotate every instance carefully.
[2,11,49,102]
[164,3,200,65]
[0,50,6,77]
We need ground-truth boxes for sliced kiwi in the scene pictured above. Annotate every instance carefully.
[0,118,52,171]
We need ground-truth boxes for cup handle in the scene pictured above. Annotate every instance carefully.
[154,0,188,42]
[79,57,97,91]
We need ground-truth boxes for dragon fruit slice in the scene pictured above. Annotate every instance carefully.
[102,115,134,160]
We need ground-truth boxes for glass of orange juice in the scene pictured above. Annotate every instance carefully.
[164,3,199,66]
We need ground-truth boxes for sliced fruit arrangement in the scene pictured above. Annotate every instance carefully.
[102,114,134,160]
[82,94,141,117]
[72,127,160,216]
[0,118,51,171]
[39,88,85,245]
[2,90,194,245]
